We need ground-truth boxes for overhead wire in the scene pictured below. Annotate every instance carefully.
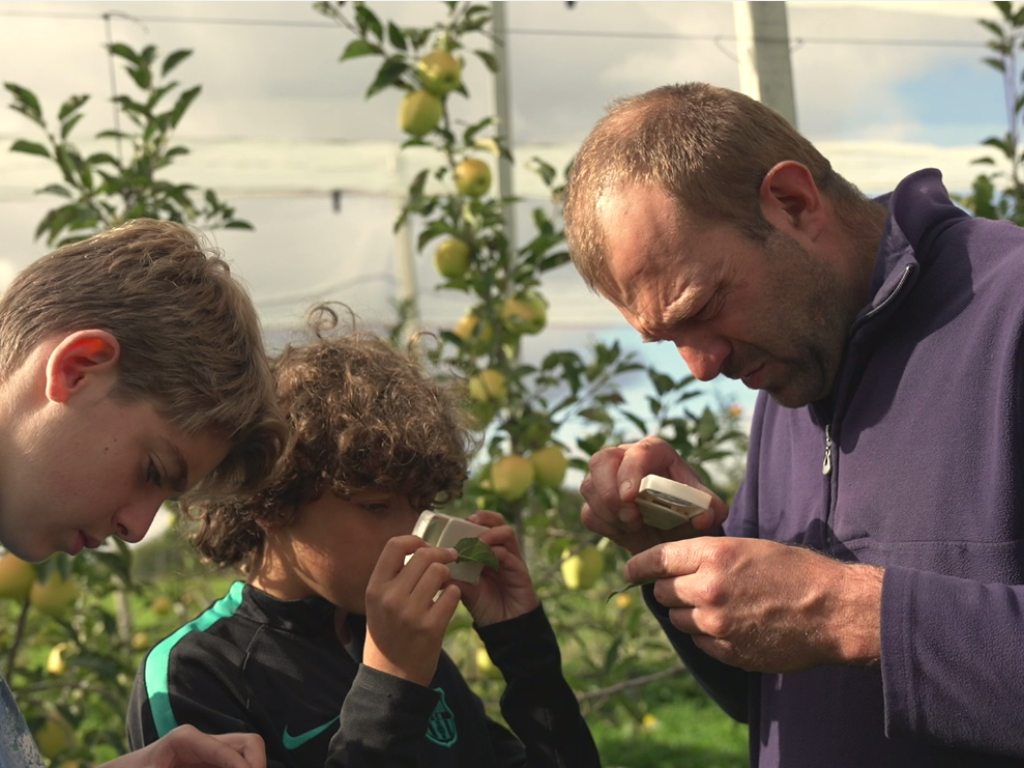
[0,7,992,49]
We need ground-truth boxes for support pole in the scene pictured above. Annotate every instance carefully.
[733,1,798,128]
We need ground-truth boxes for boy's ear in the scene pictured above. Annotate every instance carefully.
[45,330,121,404]
[759,161,825,241]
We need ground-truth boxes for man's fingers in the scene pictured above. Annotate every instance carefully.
[617,437,689,497]
[585,446,628,509]
[624,539,703,583]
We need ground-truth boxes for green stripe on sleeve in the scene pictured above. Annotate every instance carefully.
[143,581,246,738]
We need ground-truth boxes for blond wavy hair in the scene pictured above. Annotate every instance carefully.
[0,218,285,499]
[188,303,475,570]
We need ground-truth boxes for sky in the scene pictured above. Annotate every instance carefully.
[0,0,1014,428]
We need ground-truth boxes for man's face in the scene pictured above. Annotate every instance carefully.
[598,184,860,408]
[0,393,228,563]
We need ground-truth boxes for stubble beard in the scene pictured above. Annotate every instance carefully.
[758,231,860,409]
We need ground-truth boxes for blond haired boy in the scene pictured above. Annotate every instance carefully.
[0,219,284,768]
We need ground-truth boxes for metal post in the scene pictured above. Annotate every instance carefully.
[733,1,798,128]
[491,1,517,254]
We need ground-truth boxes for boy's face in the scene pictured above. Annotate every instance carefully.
[0,394,229,563]
[275,490,421,613]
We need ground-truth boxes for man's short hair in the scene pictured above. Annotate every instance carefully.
[187,303,476,571]
[564,82,868,294]
[0,218,285,499]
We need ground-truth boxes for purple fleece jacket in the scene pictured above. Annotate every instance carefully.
[649,169,1024,767]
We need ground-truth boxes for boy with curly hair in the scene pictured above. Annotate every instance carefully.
[0,219,284,768]
[126,304,601,768]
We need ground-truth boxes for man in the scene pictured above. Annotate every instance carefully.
[0,218,285,767]
[564,82,1024,766]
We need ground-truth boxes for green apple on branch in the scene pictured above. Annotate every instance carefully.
[415,49,462,95]
[491,454,535,501]
[454,157,492,197]
[434,237,472,278]
[399,89,442,137]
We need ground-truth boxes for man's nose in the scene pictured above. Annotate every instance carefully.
[676,336,730,381]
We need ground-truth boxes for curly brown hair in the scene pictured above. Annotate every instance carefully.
[186,303,475,570]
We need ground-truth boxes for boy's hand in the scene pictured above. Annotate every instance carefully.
[457,510,540,627]
[363,535,460,687]
[99,724,265,767]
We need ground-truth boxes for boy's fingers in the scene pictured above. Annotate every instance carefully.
[374,535,431,579]
[467,509,504,528]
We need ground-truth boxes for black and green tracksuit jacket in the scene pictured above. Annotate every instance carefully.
[127,581,601,768]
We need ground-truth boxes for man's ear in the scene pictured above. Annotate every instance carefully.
[45,330,121,404]
[759,161,825,241]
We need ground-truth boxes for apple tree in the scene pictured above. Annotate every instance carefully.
[320,0,748,729]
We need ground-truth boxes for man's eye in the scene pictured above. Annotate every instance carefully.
[147,461,162,486]
[694,293,720,322]
[361,503,387,513]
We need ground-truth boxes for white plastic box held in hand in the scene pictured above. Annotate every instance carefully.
[411,510,489,584]
[635,475,712,530]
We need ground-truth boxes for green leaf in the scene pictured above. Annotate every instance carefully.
[340,39,382,60]
[387,22,407,50]
[366,57,407,98]
[60,112,85,140]
[10,139,49,158]
[35,183,71,198]
[4,83,44,124]
[355,5,384,41]
[169,85,201,128]
[454,537,499,571]
[108,42,141,65]
[606,580,653,602]
[474,49,499,74]
[58,94,89,122]
[161,49,193,77]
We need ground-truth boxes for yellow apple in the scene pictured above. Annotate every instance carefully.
[35,714,74,760]
[454,158,491,197]
[500,291,547,335]
[615,592,633,609]
[399,89,442,137]
[468,369,507,405]
[453,313,493,345]
[0,553,35,602]
[530,445,568,488]
[131,631,151,652]
[31,572,79,620]
[560,545,604,590]
[415,49,462,94]
[46,643,68,675]
[475,647,500,678]
[152,595,173,616]
[453,313,477,342]
[491,455,535,501]
[434,238,471,278]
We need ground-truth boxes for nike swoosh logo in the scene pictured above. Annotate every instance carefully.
[282,716,340,750]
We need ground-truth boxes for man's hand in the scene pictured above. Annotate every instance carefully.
[580,436,728,555]
[457,510,540,627]
[626,537,884,672]
[100,725,265,768]
[363,535,461,686]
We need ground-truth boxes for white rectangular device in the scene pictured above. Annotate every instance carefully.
[410,510,489,584]
[635,475,712,530]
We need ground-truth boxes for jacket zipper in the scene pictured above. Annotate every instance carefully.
[822,425,833,476]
